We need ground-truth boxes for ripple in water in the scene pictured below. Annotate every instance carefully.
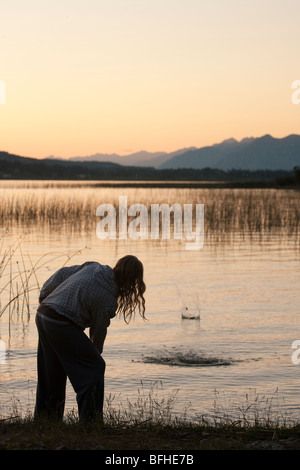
[138,349,233,367]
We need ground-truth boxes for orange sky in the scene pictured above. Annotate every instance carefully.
[0,0,299,159]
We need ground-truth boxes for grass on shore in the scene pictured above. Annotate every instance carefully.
[2,414,300,450]
[1,384,300,450]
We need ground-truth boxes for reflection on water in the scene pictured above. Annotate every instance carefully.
[0,182,300,422]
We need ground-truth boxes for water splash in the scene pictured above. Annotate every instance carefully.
[139,349,233,367]
[181,306,200,320]
[177,290,201,320]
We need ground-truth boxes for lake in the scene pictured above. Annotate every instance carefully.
[0,181,299,425]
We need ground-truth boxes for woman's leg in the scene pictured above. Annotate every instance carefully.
[35,313,106,422]
[34,314,67,419]
[75,356,105,422]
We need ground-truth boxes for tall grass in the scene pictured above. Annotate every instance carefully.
[1,381,296,430]
[103,380,185,427]
[0,231,85,320]
[209,387,294,428]
[0,181,299,240]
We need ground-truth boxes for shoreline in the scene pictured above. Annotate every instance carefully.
[1,418,300,450]
[0,181,298,189]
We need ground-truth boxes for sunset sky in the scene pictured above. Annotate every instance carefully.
[0,0,299,159]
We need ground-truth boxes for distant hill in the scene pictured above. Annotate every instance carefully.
[47,148,197,168]
[69,151,169,167]
[1,133,300,184]
[158,135,300,171]
[0,149,297,186]
[0,150,156,180]
[45,134,300,171]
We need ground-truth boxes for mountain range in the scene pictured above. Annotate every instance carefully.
[46,134,300,171]
[47,147,196,168]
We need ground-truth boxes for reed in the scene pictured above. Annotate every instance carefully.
[0,231,85,319]
[0,182,299,240]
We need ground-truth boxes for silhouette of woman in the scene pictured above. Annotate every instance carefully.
[34,255,146,422]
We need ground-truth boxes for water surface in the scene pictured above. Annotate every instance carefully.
[0,183,299,423]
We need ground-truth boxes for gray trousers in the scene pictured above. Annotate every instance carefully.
[34,312,105,421]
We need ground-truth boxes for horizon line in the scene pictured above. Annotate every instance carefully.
[1,131,299,161]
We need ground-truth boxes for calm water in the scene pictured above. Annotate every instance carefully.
[0,183,300,423]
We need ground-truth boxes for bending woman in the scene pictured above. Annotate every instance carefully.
[34,255,146,422]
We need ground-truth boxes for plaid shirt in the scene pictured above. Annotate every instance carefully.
[39,261,118,353]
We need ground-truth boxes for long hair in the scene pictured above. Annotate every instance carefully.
[113,255,146,323]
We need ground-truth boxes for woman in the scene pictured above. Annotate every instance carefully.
[34,255,146,422]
